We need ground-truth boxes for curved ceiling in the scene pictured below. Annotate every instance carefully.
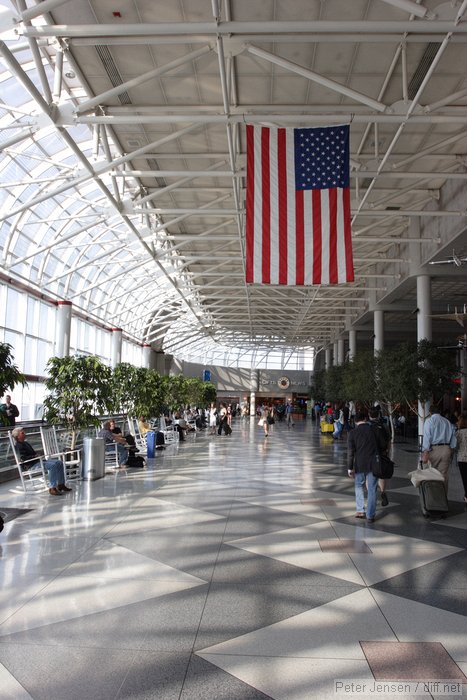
[1,0,467,368]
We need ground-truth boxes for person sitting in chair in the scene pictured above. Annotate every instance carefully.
[98,421,129,466]
[12,427,72,496]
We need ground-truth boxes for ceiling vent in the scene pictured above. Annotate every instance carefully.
[95,45,132,105]
[408,43,441,100]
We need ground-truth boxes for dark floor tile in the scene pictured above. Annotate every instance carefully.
[194,580,360,649]
[361,641,467,681]
[373,550,467,615]
[212,544,363,587]
[0,507,33,523]
[181,653,273,699]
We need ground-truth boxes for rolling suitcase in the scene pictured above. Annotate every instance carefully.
[418,463,448,518]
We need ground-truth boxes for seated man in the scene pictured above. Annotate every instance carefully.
[12,427,72,496]
[98,421,129,466]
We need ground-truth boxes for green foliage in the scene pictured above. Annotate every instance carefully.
[375,343,417,412]
[133,367,165,419]
[310,368,326,400]
[314,341,459,419]
[416,339,458,404]
[0,342,27,401]
[108,365,217,420]
[184,377,211,408]
[43,355,112,435]
[343,350,377,408]
[109,362,140,416]
[201,382,217,406]
[324,364,346,403]
[162,374,187,412]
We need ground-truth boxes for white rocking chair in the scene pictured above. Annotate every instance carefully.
[8,431,48,493]
[40,425,81,481]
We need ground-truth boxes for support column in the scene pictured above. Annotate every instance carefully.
[55,300,72,357]
[337,338,345,365]
[325,347,332,370]
[333,341,338,366]
[348,330,357,361]
[374,309,384,353]
[250,369,259,416]
[417,275,432,437]
[142,343,152,368]
[417,275,432,342]
[110,328,122,368]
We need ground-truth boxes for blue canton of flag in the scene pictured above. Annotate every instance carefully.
[294,125,350,191]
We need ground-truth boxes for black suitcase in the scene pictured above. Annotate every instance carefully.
[419,479,448,518]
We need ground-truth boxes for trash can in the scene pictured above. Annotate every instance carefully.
[146,431,155,458]
[82,437,105,480]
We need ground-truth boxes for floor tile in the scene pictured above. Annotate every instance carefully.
[361,641,467,681]
[0,419,465,700]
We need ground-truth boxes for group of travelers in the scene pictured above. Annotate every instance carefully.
[345,401,466,523]
[6,394,467,513]
[314,400,355,438]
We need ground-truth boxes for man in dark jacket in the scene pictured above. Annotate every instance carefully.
[0,395,19,425]
[347,410,379,523]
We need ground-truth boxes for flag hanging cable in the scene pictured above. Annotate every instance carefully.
[245,124,354,285]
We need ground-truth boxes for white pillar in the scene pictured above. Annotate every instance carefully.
[142,343,152,368]
[337,338,345,365]
[325,347,332,369]
[55,300,72,357]
[348,329,357,360]
[250,369,259,416]
[417,275,432,341]
[110,328,122,367]
[374,309,384,353]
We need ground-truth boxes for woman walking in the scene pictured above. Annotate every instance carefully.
[259,405,270,437]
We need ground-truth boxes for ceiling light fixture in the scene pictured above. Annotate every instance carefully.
[378,0,436,19]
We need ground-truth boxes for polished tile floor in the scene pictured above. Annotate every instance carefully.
[0,418,466,700]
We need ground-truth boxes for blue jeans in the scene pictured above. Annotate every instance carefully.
[333,422,343,439]
[43,459,66,488]
[354,471,378,519]
[108,443,129,465]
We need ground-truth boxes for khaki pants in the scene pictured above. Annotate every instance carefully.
[429,444,452,492]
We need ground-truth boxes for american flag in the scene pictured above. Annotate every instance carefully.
[245,124,354,285]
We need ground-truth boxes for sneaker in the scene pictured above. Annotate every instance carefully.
[367,517,375,523]
[381,492,389,507]
[49,487,62,496]
[58,484,72,492]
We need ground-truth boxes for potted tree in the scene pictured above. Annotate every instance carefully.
[43,355,113,449]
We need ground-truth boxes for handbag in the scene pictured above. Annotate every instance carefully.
[258,418,264,426]
[371,452,394,479]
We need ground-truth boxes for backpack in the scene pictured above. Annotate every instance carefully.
[127,453,146,468]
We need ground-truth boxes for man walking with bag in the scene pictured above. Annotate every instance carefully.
[421,405,456,492]
[347,410,379,523]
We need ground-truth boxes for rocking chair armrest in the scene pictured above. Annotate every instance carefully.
[61,448,82,459]
[21,455,45,472]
